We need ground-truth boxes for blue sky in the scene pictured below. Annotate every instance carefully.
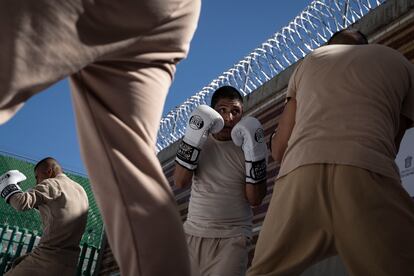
[2,0,413,197]
[0,1,413,194]
[0,1,313,174]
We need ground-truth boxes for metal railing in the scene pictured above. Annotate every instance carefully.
[0,225,99,275]
[156,0,386,152]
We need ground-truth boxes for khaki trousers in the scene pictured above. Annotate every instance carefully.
[0,1,200,275]
[6,253,76,276]
[247,164,414,276]
[186,234,250,276]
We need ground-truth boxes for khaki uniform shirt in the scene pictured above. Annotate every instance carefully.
[9,173,89,269]
[184,135,253,238]
[279,44,414,180]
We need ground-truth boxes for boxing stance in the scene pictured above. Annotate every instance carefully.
[0,157,89,276]
[174,86,267,276]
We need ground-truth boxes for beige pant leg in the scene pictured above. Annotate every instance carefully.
[0,1,201,275]
[0,0,97,121]
[5,254,76,276]
[70,61,191,276]
[187,234,250,276]
[207,236,249,276]
[331,166,414,276]
[247,165,336,276]
[186,234,202,276]
[69,4,200,276]
[0,0,199,123]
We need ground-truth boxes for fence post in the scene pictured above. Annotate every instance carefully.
[13,228,27,258]
[85,246,97,275]
[0,226,17,273]
[26,231,38,253]
[77,243,88,275]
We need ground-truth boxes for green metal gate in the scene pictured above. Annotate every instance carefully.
[0,225,100,275]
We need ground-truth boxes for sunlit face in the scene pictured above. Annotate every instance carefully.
[213,98,243,141]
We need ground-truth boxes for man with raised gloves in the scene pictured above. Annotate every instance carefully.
[174,86,267,276]
[1,157,89,276]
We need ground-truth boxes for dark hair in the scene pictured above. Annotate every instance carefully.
[327,29,368,45]
[210,86,243,108]
[34,157,61,173]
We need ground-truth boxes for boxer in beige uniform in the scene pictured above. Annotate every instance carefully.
[175,86,268,276]
[248,30,414,276]
[0,1,200,275]
[0,157,89,276]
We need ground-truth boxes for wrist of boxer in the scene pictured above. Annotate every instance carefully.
[175,139,200,171]
[1,183,23,203]
[245,158,267,184]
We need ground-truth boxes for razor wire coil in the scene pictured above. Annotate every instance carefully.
[156,0,386,152]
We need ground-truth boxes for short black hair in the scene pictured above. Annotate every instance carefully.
[34,157,62,173]
[327,29,368,45]
[210,86,243,108]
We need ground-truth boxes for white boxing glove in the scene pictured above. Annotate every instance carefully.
[176,105,224,170]
[0,170,26,203]
[231,116,267,184]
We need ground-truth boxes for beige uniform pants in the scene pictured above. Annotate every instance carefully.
[186,234,250,276]
[6,253,76,276]
[0,1,200,275]
[248,164,414,276]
